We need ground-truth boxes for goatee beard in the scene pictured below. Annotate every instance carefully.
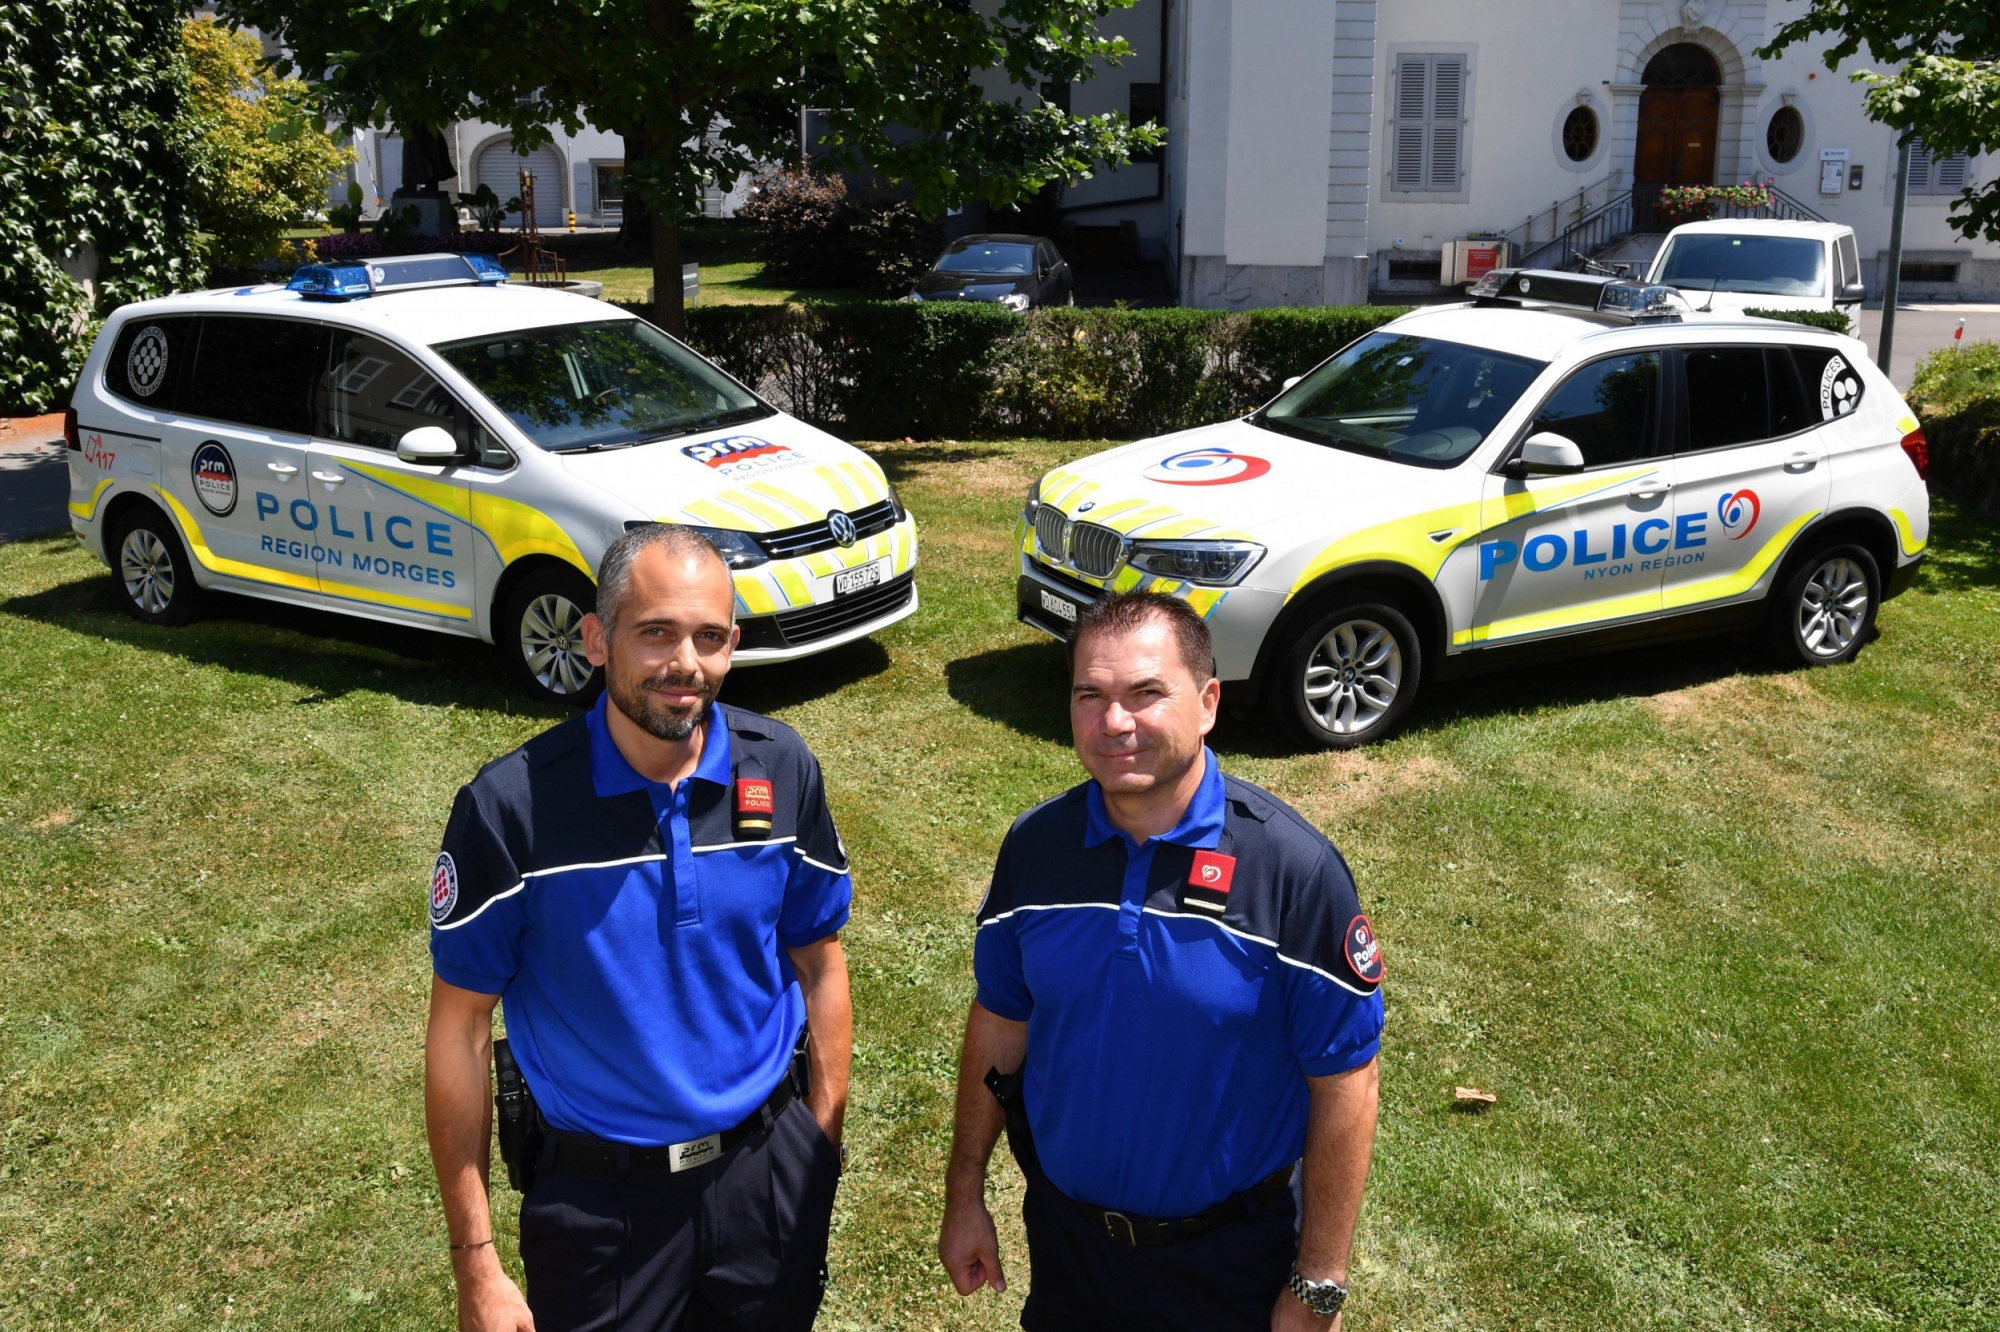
[611,670,715,742]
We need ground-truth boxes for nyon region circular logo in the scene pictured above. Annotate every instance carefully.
[190,441,238,517]
[1716,489,1761,540]
[126,325,171,398]
[429,852,459,925]
[1142,447,1273,486]
[1819,355,1861,420]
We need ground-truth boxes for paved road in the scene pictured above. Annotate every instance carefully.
[1853,303,2000,390]
[0,439,68,545]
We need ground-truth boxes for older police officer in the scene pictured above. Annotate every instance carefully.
[939,591,1384,1331]
[426,524,852,1332]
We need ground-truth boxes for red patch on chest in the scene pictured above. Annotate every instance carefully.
[736,779,774,815]
[1188,850,1236,894]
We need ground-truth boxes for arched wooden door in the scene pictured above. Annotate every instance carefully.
[1634,44,1720,226]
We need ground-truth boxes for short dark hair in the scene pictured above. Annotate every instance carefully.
[1069,591,1216,683]
[596,524,731,635]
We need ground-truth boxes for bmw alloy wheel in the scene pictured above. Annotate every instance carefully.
[1303,618,1403,736]
[520,592,596,696]
[120,528,176,615]
[1797,556,1869,658]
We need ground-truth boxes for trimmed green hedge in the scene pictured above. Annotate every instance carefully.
[617,301,1411,440]
[1746,308,1855,336]
[1910,341,2000,523]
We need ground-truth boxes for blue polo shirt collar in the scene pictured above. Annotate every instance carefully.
[1082,747,1225,851]
[586,694,732,798]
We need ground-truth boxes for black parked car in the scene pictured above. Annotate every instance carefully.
[906,234,1073,310]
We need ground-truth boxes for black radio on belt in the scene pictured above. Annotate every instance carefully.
[492,1037,544,1193]
[734,759,774,840]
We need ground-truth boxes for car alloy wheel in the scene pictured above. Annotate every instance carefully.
[520,592,595,696]
[1302,617,1403,736]
[1797,555,1869,658]
[119,527,176,615]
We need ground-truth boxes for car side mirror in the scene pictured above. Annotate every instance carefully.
[397,425,460,465]
[1839,281,1866,302]
[1282,375,1303,391]
[1509,432,1586,476]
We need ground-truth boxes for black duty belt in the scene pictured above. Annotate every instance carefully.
[542,1034,811,1175]
[1066,1160,1297,1248]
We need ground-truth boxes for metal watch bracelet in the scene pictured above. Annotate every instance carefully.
[1287,1265,1348,1318]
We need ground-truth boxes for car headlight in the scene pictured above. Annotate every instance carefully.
[1022,477,1042,524]
[886,482,908,522]
[999,292,1031,312]
[1126,540,1265,587]
[687,525,769,569]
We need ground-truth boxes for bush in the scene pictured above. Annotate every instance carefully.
[616,300,1411,441]
[735,169,942,296]
[1910,341,2000,522]
[1746,308,1855,336]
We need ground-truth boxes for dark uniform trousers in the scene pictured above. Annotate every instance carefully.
[521,1098,842,1332]
[998,1084,1299,1332]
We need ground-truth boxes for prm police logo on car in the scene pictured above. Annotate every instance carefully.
[190,442,238,516]
[430,851,459,925]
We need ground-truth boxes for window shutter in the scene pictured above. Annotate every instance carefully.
[1907,140,1932,192]
[1936,151,1969,192]
[1430,56,1464,188]
[1395,56,1429,190]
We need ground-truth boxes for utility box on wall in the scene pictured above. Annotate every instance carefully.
[1441,239,1510,286]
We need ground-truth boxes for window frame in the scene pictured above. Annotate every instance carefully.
[1667,344,1823,458]
[1492,348,1673,475]
[314,327,517,469]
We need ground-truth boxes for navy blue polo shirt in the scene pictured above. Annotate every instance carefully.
[429,696,851,1146]
[974,750,1384,1218]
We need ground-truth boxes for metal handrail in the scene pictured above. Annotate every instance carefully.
[1519,181,1831,273]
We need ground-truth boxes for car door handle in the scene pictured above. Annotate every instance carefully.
[1784,450,1819,471]
[267,462,298,479]
[1628,479,1673,499]
[311,470,346,486]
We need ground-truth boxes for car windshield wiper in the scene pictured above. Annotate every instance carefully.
[642,406,773,442]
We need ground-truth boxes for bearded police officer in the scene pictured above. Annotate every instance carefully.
[426,524,852,1332]
[938,591,1384,1331]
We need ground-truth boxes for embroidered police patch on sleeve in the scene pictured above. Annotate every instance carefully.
[430,852,459,925]
[1183,849,1237,916]
[1345,914,1384,985]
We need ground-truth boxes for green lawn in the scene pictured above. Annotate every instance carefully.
[548,223,880,306]
[1,441,1996,1330]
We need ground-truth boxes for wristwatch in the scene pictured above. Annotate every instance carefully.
[1287,1266,1348,1319]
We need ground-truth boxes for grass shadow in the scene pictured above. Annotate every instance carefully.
[944,640,1072,745]
[720,638,892,714]
[1913,501,2000,594]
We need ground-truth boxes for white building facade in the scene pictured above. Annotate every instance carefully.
[1027,0,1996,306]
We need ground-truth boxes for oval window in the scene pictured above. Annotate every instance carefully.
[1767,106,1804,163]
[1562,106,1599,162]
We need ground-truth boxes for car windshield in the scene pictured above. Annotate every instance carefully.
[1254,332,1546,467]
[933,242,1035,277]
[434,318,768,452]
[1652,234,1826,297]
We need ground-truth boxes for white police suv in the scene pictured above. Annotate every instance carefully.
[66,253,918,702]
[1018,269,1930,748]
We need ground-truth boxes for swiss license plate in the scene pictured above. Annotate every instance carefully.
[834,560,887,597]
[1039,588,1078,623]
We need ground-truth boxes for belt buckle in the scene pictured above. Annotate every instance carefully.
[1101,1210,1137,1246]
[668,1133,723,1173]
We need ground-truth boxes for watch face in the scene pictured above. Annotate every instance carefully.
[1290,1269,1348,1317]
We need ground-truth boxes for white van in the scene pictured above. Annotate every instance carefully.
[1646,219,1865,318]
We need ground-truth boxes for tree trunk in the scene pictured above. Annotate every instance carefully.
[616,128,652,251]
[652,209,685,337]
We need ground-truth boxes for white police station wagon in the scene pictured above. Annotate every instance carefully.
[66,253,918,702]
[1019,269,1930,748]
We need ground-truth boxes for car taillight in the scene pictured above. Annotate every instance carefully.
[1900,427,1928,479]
[63,405,79,451]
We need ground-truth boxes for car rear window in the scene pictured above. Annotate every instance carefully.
[183,316,327,436]
[103,316,199,410]
[1789,345,1864,422]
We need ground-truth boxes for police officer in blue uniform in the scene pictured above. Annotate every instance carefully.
[425,525,852,1332]
[939,591,1383,1331]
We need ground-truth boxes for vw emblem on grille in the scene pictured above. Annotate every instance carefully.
[827,510,859,547]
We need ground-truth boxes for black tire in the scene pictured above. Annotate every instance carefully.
[1263,600,1423,750]
[1761,542,1880,667]
[109,505,204,626]
[501,564,603,705]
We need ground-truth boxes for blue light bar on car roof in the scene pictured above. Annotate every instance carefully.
[286,252,509,301]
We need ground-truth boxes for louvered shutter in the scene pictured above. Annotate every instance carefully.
[1936,150,1969,192]
[1430,56,1464,188]
[1395,56,1429,190]
[1907,140,1932,192]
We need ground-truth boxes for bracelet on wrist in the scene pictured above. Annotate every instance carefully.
[450,1238,495,1253]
